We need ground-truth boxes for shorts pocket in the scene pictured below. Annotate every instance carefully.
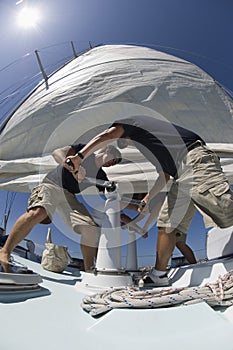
[28,185,43,206]
[197,182,230,196]
[209,182,230,196]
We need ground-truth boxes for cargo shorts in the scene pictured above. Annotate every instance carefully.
[27,181,97,232]
[157,145,233,235]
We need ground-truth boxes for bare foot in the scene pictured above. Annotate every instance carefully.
[0,261,14,273]
[0,249,10,264]
[0,249,13,272]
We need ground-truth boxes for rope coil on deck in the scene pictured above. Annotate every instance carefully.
[81,270,233,317]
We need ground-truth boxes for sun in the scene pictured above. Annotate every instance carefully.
[17,6,41,28]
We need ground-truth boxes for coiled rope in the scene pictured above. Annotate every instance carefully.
[81,270,233,317]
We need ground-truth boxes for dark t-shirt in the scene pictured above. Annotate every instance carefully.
[44,144,108,194]
[111,116,203,177]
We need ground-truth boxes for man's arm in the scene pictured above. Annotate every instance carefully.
[142,193,166,233]
[142,172,170,206]
[120,213,148,238]
[138,172,169,232]
[66,125,125,172]
[52,146,76,165]
[52,145,86,180]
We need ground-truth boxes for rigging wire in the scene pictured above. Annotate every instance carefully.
[1,41,232,133]
[0,192,17,231]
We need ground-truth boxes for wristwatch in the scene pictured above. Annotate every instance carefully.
[76,152,84,160]
[139,200,146,208]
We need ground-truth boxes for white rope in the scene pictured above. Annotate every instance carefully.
[81,270,233,317]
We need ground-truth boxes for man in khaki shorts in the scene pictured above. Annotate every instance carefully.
[0,143,122,271]
[66,115,233,285]
[122,192,197,265]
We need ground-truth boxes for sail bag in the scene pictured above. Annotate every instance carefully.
[41,228,72,273]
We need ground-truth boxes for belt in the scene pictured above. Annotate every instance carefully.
[187,140,205,152]
[174,140,206,180]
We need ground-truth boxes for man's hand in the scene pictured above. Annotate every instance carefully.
[63,156,86,181]
[65,154,82,173]
[72,166,86,182]
[137,200,150,215]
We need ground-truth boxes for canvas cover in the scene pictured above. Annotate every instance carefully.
[0,44,233,193]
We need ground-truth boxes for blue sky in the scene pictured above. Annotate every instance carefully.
[0,0,233,264]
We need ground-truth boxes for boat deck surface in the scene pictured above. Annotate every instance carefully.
[1,254,233,350]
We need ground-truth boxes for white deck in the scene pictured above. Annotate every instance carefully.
[1,254,233,350]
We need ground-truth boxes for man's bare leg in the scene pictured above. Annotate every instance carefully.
[79,225,99,271]
[0,207,48,264]
[176,241,197,264]
[155,227,176,271]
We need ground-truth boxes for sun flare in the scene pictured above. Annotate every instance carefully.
[17,6,41,28]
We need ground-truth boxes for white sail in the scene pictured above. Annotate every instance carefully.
[0,44,233,192]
